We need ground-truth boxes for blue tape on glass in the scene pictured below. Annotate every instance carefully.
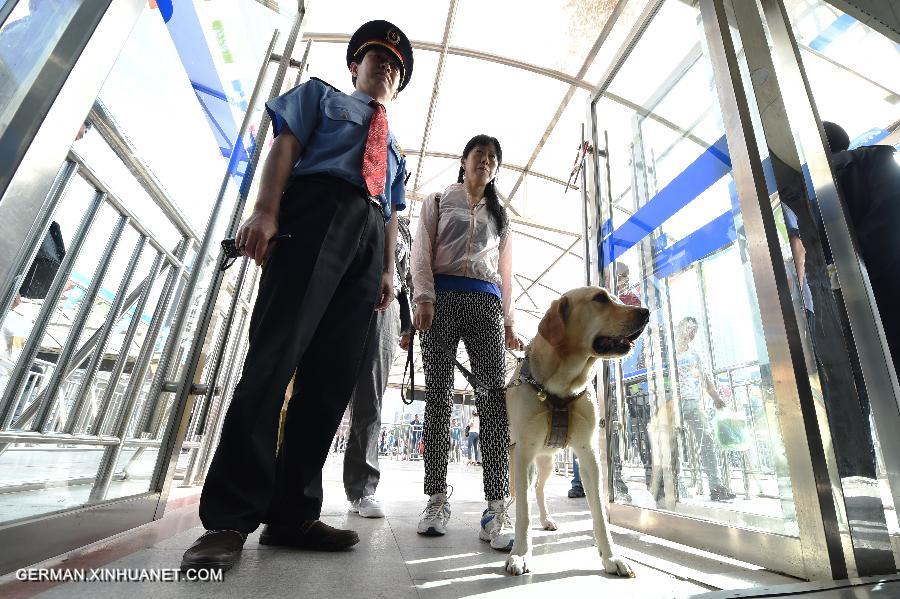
[653,210,737,280]
[809,14,855,52]
[600,134,731,268]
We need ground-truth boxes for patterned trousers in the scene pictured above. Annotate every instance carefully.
[421,291,509,501]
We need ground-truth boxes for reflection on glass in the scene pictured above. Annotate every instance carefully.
[746,0,898,570]
[597,0,797,535]
[0,0,79,131]
[785,0,900,144]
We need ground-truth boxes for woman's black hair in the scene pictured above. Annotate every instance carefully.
[457,134,509,236]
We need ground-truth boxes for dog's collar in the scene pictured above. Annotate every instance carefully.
[514,355,586,408]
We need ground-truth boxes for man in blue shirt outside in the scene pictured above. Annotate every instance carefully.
[181,20,413,573]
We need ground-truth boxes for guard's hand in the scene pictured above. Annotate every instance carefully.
[714,398,726,410]
[399,332,413,350]
[505,326,524,351]
[414,301,434,331]
[375,272,393,311]
[236,210,279,266]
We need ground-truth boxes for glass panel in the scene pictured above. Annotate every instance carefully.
[784,0,900,144]
[531,88,591,177]
[595,0,797,535]
[0,0,286,522]
[0,443,111,524]
[741,0,900,570]
[0,0,79,133]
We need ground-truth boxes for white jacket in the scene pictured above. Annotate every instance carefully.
[411,183,514,325]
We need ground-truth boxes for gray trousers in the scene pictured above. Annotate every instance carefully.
[343,299,400,500]
[680,398,722,488]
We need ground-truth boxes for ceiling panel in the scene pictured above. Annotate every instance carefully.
[424,54,569,169]
[452,0,621,77]
[303,0,452,43]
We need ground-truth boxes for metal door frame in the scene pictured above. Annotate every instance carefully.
[581,0,892,579]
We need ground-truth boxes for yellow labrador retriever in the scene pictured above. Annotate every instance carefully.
[505,286,648,577]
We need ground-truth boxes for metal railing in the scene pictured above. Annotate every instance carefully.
[0,103,201,502]
[0,5,312,513]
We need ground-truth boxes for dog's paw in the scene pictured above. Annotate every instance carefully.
[540,517,558,531]
[505,554,530,576]
[602,555,636,578]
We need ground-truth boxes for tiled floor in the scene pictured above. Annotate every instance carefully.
[5,455,800,598]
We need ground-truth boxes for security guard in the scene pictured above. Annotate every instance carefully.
[182,20,413,573]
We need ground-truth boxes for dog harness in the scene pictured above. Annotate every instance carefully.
[509,356,585,449]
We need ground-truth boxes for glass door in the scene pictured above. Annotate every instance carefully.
[586,0,861,579]
[595,0,797,532]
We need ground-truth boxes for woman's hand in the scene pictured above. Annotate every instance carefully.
[505,326,524,351]
[399,331,413,350]
[236,210,279,266]
[414,301,434,331]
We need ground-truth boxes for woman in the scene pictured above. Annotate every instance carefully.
[466,411,481,465]
[411,134,521,551]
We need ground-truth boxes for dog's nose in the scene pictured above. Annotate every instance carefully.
[638,307,650,323]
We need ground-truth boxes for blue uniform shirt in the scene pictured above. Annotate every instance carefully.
[265,78,406,222]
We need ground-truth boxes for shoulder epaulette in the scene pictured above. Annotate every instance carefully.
[309,77,344,94]
[395,140,406,158]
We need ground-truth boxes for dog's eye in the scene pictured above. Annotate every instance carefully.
[593,292,609,304]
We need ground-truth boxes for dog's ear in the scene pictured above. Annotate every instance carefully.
[538,296,569,346]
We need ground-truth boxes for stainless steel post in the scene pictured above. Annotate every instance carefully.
[88,250,166,436]
[63,235,146,433]
[89,241,189,501]
[163,8,309,496]
[130,27,280,445]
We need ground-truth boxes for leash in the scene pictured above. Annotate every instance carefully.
[429,332,512,395]
[401,327,579,449]
[400,330,520,402]
[401,330,416,405]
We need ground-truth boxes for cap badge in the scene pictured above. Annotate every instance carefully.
[386,28,400,45]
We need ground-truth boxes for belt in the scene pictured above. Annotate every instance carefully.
[289,174,382,210]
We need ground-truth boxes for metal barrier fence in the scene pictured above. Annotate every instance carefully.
[330,421,577,476]
[0,11,311,518]
[0,97,208,506]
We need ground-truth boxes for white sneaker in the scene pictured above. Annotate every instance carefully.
[417,492,451,536]
[479,498,514,551]
[350,495,385,518]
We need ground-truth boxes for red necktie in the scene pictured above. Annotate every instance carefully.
[362,101,388,197]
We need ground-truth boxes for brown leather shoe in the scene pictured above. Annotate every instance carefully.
[180,529,246,572]
[259,520,359,551]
